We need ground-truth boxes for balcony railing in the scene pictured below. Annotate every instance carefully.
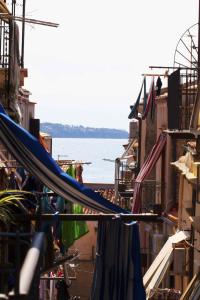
[139,180,162,213]
[179,70,197,130]
[115,176,163,212]
[168,68,198,131]
[0,19,9,69]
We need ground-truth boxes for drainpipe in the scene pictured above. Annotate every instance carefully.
[114,158,120,203]
[137,118,142,173]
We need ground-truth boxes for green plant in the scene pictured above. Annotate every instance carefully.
[0,190,33,224]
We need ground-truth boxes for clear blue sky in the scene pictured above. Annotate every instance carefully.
[23,0,198,130]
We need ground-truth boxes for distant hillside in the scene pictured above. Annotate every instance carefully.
[40,122,128,139]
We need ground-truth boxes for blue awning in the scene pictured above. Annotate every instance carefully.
[0,106,127,214]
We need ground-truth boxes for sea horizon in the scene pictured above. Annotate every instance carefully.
[52,137,127,183]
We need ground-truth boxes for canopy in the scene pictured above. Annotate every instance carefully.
[0,106,127,214]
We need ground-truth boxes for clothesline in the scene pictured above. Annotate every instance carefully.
[0,13,59,27]
[102,158,115,162]
[142,73,169,77]
[57,161,92,166]
[149,65,199,70]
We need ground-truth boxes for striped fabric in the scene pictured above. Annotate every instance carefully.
[132,133,167,213]
[142,78,155,120]
[0,106,127,214]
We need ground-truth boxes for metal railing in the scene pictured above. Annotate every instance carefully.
[115,179,163,212]
[139,180,162,213]
[179,70,198,130]
[177,69,197,130]
[0,19,9,69]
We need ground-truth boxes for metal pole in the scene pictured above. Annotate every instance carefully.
[149,66,197,70]
[9,233,44,297]
[15,213,163,222]
[198,0,200,80]
[14,231,20,296]
[137,118,142,174]
[21,0,26,68]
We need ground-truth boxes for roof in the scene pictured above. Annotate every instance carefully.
[40,131,51,138]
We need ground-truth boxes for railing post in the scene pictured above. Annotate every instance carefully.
[14,231,21,296]
[9,233,44,300]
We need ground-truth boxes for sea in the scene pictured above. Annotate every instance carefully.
[52,138,128,183]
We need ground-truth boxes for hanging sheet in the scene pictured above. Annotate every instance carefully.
[168,69,181,129]
[132,132,167,213]
[91,220,146,300]
[142,78,155,120]
[128,77,155,120]
[62,165,89,249]
[0,105,127,214]
[128,77,147,119]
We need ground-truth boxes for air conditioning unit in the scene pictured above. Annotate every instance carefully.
[173,248,186,275]
[152,233,164,255]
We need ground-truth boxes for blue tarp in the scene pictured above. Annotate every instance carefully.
[0,105,127,213]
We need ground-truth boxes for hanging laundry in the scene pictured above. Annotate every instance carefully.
[39,133,50,153]
[156,76,162,96]
[142,77,155,120]
[75,163,83,184]
[40,186,56,268]
[91,219,146,300]
[62,165,89,250]
[66,164,76,178]
[132,133,167,213]
[143,75,147,112]
[0,167,8,190]
[128,77,147,119]
[150,79,156,120]
[56,279,71,300]
[7,169,19,189]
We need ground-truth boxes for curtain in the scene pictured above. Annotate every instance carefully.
[91,220,146,300]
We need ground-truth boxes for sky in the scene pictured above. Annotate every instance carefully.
[20,0,199,131]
